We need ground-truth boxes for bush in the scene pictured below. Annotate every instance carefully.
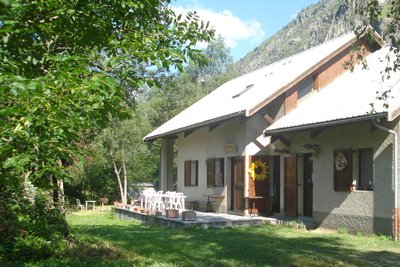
[0,189,69,262]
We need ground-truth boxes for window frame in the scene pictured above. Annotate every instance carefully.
[207,158,225,187]
[358,147,374,191]
[184,160,198,187]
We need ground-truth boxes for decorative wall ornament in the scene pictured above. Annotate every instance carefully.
[335,152,348,171]
[224,143,237,154]
[302,143,320,157]
[249,159,269,181]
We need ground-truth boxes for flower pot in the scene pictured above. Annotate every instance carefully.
[155,211,163,216]
[166,209,179,218]
[182,210,196,221]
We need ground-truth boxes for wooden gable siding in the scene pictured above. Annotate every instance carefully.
[283,40,378,115]
[314,41,374,91]
[284,86,297,114]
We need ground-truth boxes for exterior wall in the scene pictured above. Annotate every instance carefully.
[176,113,273,213]
[177,117,245,212]
[284,119,399,234]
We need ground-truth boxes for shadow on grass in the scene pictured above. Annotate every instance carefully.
[67,220,400,267]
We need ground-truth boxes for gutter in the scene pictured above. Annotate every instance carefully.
[144,110,246,142]
[372,119,398,241]
[264,113,386,137]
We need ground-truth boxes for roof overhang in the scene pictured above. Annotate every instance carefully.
[248,27,385,118]
[144,110,246,141]
[263,113,388,137]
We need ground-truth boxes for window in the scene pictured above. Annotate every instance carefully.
[207,158,225,187]
[297,77,314,100]
[333,149,353,191]
[184,160,198,187]
[358,148,373,190]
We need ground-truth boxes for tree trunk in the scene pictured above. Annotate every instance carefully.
[58,179,65,215]
[110,150,124,203]
[122,158,128,206]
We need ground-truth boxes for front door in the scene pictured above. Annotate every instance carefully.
[284,154,297,217]
[303,153,313,217]
[231,157,245,211]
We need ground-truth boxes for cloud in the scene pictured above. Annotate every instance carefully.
[171,5,264,49]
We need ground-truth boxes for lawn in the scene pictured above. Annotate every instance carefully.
[28,211,400,266]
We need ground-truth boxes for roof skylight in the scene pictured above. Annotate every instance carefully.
[232,84,254,98]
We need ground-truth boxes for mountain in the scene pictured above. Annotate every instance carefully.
[236,0,390,74]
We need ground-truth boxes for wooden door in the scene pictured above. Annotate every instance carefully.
[272,155,280,213]
[284,154,297,217]
[303,153,313,217]
[231,157,245,211]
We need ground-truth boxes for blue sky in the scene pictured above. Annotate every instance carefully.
[171,0,319,62]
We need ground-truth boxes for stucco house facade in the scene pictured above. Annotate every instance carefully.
[144,29,400,236]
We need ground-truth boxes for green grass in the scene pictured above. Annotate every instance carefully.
[17,211,400,266]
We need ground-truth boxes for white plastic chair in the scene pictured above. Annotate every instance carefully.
[76,199,84,210]
[153,191,165,212]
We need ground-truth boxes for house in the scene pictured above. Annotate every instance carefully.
[144,28,400,236]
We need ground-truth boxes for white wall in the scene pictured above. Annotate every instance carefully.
[284,119,398,233]
[176,114,273,212]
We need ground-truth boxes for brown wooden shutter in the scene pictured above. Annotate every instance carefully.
[194,160,199,186]
[334,149,353,191]
[220,159,225,185]
[184,160,191,187]
[207,158,215,187]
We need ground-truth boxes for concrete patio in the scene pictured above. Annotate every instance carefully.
[115,208,316,229]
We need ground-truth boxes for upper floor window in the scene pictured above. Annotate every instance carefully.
[297,77,314,101]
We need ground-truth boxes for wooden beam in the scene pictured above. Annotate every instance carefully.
[271,135,290,148]
[310,129,323,139]
[263,113,275,124]
[184,129,195,138]
[209,122,222,132]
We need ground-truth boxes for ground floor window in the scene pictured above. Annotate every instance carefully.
[184,160,198,187]
[207,158,224,187]
[358,148,373,190]
[333,148,374,191]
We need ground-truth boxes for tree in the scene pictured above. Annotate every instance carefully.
[357,0,400,74]
[96,113,153,206]
[143,37,237,128]
[354,0,400,111]
[0,0,213,260]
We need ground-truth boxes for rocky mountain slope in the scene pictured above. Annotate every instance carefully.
[236,0,389,74]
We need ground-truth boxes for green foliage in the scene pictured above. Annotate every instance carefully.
[31,212,397,266]
[67,110,160,202]
[356,0,400,74]
[0,0,213,191]
[0,0,213,261]
[0,189,69,261]
[143,38,237,129]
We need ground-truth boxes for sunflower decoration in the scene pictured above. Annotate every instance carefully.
[249,159,269,181]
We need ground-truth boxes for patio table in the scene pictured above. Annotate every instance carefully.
[85,200,96,210]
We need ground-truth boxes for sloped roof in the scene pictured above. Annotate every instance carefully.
[264,46,400,136]
[144,30,378,141]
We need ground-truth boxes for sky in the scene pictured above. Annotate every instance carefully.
[170,0,320,62]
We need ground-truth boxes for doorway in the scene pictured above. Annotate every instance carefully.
[231,157,245,212]
[303,153,313,217]
[284,154,297,217]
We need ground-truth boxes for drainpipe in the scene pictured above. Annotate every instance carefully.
[372,119,398,241]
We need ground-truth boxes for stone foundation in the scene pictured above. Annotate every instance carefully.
[314,211,392,235]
